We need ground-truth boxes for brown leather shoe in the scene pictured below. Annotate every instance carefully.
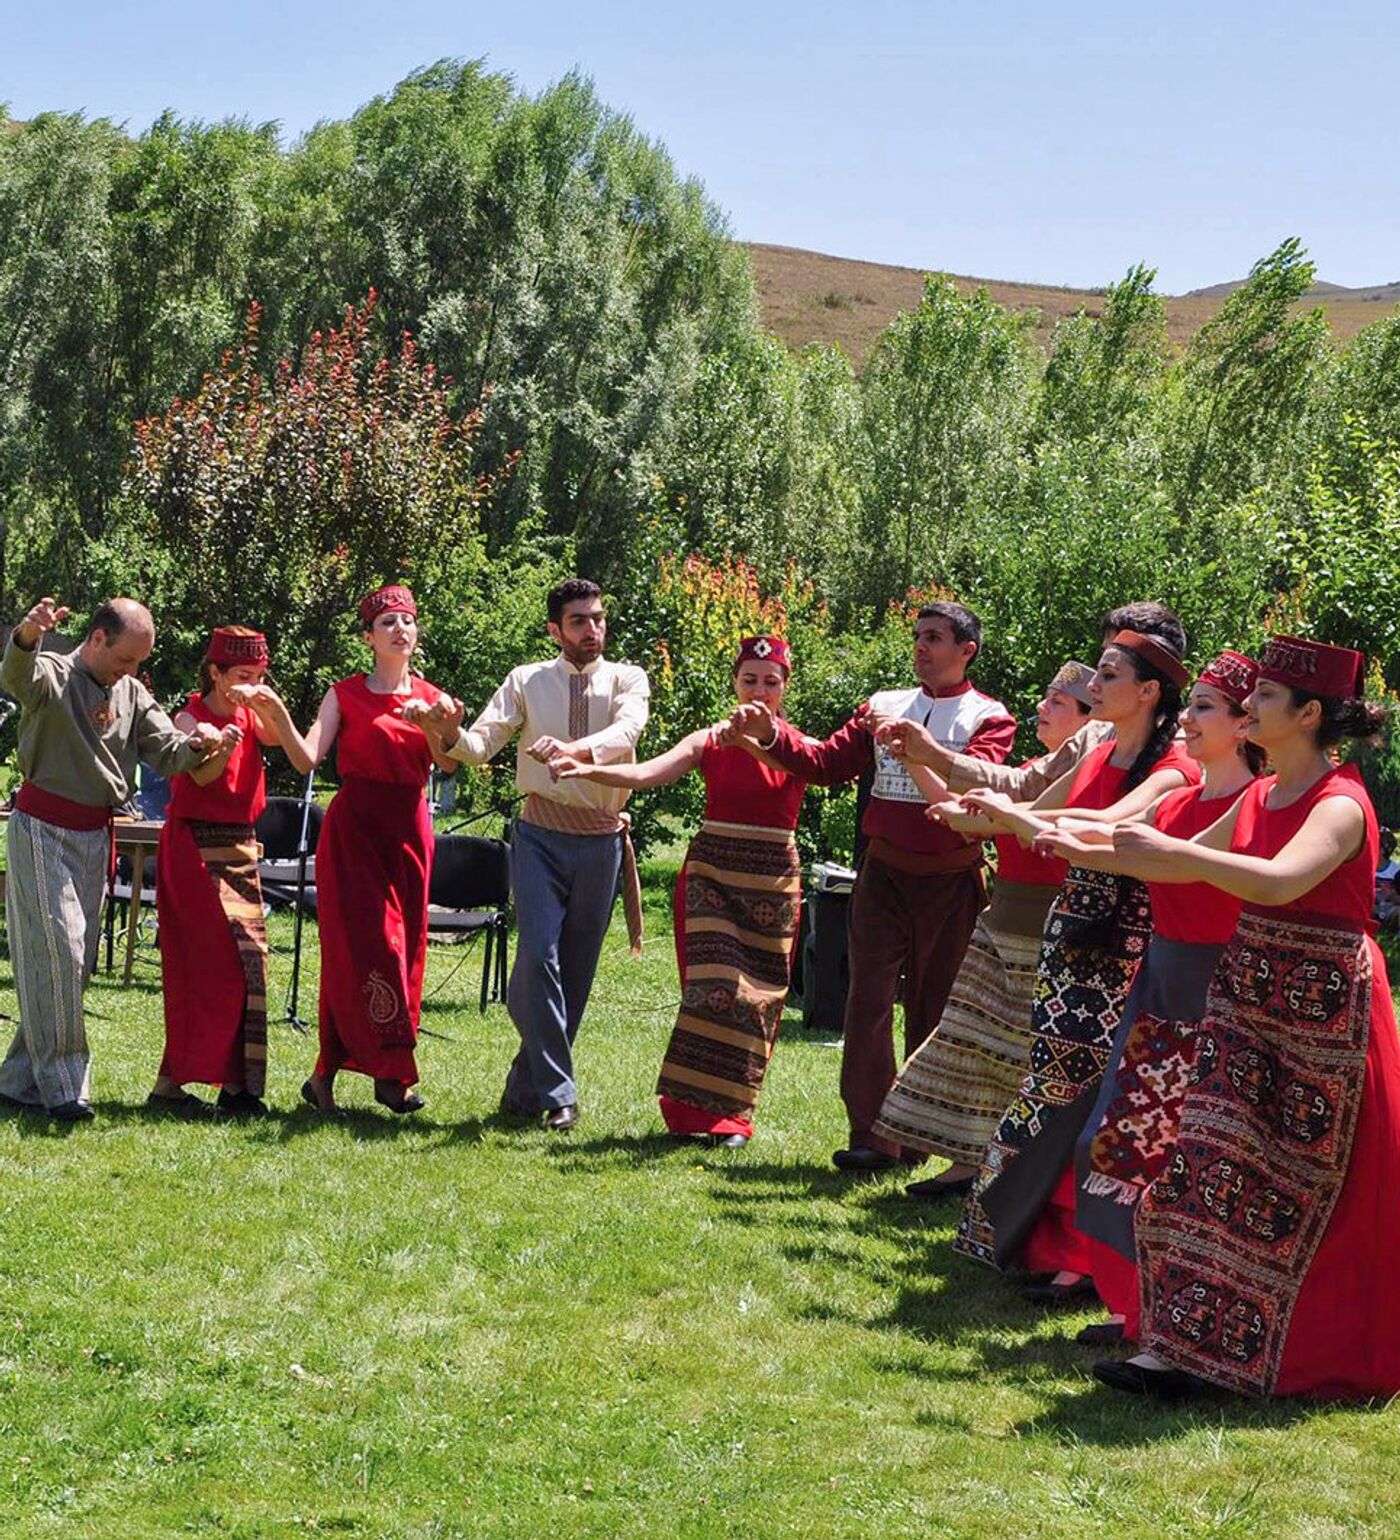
[544,1104,579,1131]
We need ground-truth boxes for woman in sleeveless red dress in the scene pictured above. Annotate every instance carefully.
[555,637,804,1146]
[1090,635,1400,1400]
[947,630,1200,1276]
[1036,652,1263,1343]
[150,627,314,1118]
[299,585,459,1117]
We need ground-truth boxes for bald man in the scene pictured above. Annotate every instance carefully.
[0,597,226,1120]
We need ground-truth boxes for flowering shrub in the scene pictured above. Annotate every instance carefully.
[123,293,517,722]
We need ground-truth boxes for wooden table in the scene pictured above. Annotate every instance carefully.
[112,818,163,985]
[1,810,164,986]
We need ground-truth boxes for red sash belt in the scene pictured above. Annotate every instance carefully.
[14,783,117,883]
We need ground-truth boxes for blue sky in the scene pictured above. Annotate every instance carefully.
[7,0,1398,293]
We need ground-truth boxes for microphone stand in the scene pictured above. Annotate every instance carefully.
[283,768,316,1034]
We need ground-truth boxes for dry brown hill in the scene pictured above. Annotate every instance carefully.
[748,242,1399,365]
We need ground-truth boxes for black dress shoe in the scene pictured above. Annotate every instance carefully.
[544,1104,579,1131]
[1093,1357,1209,1400]
[146,1092,215,1121]
[832,1145,898,1172]
[905,1174,975,1200]
[49,1099,96,1123]
[1023,1275,1099,1307]
[217,1089,269,1118]
[1076,1321,1126,1347]
[711,1132,750,1148]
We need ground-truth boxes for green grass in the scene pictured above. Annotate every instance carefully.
[1,869,1398,1538]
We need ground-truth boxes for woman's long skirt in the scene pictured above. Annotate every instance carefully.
[872,879,1055,1162]
[954,867,1152,1268]
[315,777,432,1087]
[1136,911,1400,1398]
[657,819,802,1138]
[157,818,269,1094]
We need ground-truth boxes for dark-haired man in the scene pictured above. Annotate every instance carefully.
[0,596,227,1120]
[726,601,1016,1171]
[883,601,1186,800]
[418,578,650,1131]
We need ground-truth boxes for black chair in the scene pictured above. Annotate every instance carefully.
[428,834,511,1012]
[256,796,324,909]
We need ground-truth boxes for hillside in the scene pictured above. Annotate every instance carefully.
[748,242,1399,364]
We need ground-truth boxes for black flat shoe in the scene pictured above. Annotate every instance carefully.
[50,1099,96,1123]
[1023,1276,1098,1307]
[832,1146,898,1173]
[711,1132,750,1148]
[1093,1357,1210,1401]
[1076,1321,1126,1347]
[374,1083,425,1115]
[544,1104,579,1131]
[146,1091,214,1121]
[300,1078,339,1115]
[217,1089,269,1118]
[905,1174,975,1199]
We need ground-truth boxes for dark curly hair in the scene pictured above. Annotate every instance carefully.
[1287,690,1389,749]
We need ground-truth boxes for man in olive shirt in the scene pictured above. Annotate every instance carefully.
[0,596,226,1121]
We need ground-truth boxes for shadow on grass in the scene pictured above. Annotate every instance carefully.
[704,1154,1381,1444]
[543,1130,710,1174]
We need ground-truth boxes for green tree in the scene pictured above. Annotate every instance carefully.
[849,275,1036,612]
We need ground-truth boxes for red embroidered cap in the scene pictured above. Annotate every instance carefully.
[1197,650,1259,707]
[735,635,792,675]
[359,584,418,627]
[204,627,270,667]
[1258,635,1365,700]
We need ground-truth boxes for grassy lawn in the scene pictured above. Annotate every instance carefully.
[1,866,1398,1538]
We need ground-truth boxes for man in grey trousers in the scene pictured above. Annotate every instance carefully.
[412,579,649,1130]
[0,596,226,1120]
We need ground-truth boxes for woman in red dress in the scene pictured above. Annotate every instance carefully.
[555,637,804,1147]
[1088,636,1400,1400]
[1036,652,1263,1343]
[947,630,1200,1277]
[299,585,458,1116]
[150,626,313,1118]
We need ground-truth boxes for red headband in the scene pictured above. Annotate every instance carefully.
[359,584,417,627]
[205,627,269,668]
[1109,629,1190,690]
[1258,634,1365,700]
[735,635,792,674]
[1197,650,1258,707]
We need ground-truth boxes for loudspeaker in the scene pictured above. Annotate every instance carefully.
[798,884,852,1034]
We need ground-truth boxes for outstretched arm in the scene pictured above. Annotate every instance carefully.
[227,683,317,774]
[554,728,709,789]
[1100,794,1363,904]
[295,687,341,769]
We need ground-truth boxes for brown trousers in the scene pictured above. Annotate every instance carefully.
[841,853,986,1156]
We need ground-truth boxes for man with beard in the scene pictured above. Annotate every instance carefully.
[412,579,649,1131]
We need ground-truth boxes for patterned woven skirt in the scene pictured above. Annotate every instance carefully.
[1137,910,1400,1397]
[156,818,269,1095]
[954,866,1152,1268]
[657,819,802,1129]
[1074,935,1226,1260]
[872,879,1054,1162]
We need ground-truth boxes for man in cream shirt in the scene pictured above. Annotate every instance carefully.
[411,578,649,1130]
